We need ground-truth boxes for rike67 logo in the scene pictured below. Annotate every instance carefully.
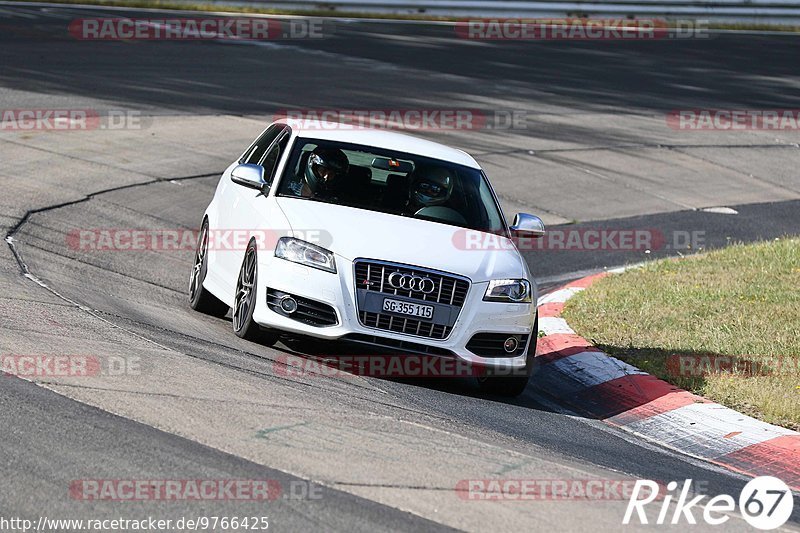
[624,477,794,529]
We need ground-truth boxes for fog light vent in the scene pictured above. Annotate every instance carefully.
[280,295,298,314]
[503,336,519,353]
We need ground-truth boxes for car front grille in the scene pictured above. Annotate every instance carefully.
[354,261,469,307]
[359,311,452,339]
[354,260,470,340]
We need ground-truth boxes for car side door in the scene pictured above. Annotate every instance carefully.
[212,124,290,294]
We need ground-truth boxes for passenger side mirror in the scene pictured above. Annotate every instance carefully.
[231,164,268,192]
[510,213,545,238]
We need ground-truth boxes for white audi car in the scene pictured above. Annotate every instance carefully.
[189,120,545,395]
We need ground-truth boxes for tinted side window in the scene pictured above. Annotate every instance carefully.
[262,133,290,186]
[241,125,282,165]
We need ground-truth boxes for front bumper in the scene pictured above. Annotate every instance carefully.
[251,255,536,369]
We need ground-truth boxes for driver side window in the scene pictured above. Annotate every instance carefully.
[241,125,282,165]
[262,133,290,187]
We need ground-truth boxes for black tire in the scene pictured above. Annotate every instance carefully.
[189,219,229,317]
[477,316,539,397]
[232,240,278,345]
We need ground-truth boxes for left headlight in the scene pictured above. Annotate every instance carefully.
[275,237,336,274]
[483,279,532,303]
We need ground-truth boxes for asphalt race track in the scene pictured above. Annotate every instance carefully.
[1,4,799,531]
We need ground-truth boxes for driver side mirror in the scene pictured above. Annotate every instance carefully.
[510,213,545,238]
[231,164,268,192]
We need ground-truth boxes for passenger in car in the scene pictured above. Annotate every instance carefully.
[405,166,454,213]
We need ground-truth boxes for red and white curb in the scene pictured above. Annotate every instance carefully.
[534,272,800,490]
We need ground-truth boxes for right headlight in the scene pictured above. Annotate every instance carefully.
[275,237,336,274]
[483,279,532,303]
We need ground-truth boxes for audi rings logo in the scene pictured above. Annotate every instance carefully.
[387,272,436,294]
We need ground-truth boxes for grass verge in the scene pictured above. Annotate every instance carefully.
[563,237,800,430]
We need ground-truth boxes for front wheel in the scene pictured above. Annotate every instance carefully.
[476,316,538,397]
[233,240,278,345]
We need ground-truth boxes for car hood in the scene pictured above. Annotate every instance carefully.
[275,197,528,283]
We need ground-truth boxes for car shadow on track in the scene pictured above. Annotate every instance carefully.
[263,334,564,409]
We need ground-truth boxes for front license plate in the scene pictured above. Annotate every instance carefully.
[382,298,434,319]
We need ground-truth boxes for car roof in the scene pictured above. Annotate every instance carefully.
[273,119,481,169]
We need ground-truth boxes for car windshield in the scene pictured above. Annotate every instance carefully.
[276,138,506,234]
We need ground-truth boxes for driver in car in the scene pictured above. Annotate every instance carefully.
[406,165,454,214]
[290,147,350,200]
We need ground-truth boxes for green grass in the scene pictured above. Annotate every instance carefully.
[10,0,800,32]
[563,237,800,430]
